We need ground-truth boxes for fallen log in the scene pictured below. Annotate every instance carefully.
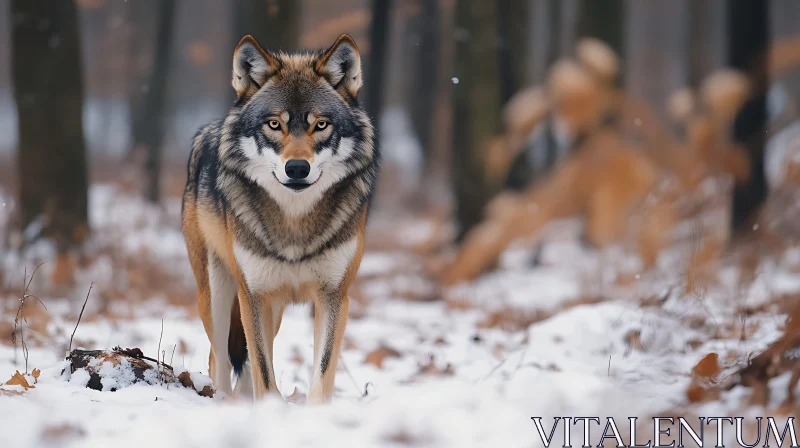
[65,346,214,397]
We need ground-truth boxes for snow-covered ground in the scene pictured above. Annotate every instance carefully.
[1,185,799,447]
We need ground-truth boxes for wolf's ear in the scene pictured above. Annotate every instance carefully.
[316,34,362,97]
[232,35,279,101]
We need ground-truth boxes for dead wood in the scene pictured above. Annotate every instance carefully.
[65,347,214,397]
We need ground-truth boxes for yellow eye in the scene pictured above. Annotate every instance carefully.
[316,120,329,131]
[267,120,281,130]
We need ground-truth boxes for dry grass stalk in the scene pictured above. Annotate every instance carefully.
[13,263,47,374]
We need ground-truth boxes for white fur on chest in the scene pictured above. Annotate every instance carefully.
[234,237,358,295]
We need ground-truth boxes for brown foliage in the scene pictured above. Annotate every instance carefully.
[722,301,800,408]
[4,370,36,389]
[363,344,402,369]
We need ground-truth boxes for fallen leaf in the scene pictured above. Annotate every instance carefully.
[363,344,401,369]
[31,368,41,383]
[417,355,455,377]
[177,371,195,390]
[41,423,85,441]
[198,385,214,398]
[4,371,35,389]
[686,382,705,403]
[692,353,720,381]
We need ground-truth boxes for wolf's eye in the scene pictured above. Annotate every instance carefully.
[267,120,281,130]
[315,120,329,131]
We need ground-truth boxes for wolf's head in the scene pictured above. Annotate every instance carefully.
[220,34,376,216]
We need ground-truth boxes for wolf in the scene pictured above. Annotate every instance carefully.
[181,34,379,403]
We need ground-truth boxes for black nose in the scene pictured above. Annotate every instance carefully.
[285,159,310,180]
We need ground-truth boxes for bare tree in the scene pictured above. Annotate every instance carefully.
[687,0,715,88]
[406,0,440,162]
[236,0,300,52]
[451,0,504,239]
[364,0,392,122]
[133,0,177,203]
[728,0,769,232]
[498,0,530,103]
[11,0,89,251]
[577,0,625,84]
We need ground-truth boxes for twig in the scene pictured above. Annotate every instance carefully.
[162,349,167,389]
[363,382,373,397]
[68,283,93,355]
[170,345,176,367]
[338,356,367,399]
[156,319,164,384]
[607,355,612,377]
[13,263,47,374]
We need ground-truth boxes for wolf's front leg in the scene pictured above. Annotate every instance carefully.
[308,291,349,404]
[236,288,280,399]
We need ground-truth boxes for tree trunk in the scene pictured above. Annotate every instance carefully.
[137,0,177,203]
[576,0,625,85]
[232,0,301,106]
[126,0,157,159]
[728,0,769,232]
[497,0,530,104]
[687,0,714,88]
[543,0,562,172]
[364,0,392,123]
[235,0,300,51]
[12,0,89,251]
[452,0,504,239]
[406,0,440,161]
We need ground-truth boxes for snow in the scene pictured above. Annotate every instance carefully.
[1,289,795,447]
[0,185,799,447]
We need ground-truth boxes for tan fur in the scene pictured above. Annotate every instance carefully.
[280,135,316,162]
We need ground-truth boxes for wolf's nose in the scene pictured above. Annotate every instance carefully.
[285,160,311,179]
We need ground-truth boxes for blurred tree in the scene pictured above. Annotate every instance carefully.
[364,0,392,122]
[504,0,561,190]
[687,0,714,88]
[11,0,89,251]
[126,0,157,161]
[452,0,504,239]
[498,0,529,103]
[576,0,625,84]
[232,0,300,106]
[728,0,768,231]
[235,0,300,52]
[542,0,562,174]
[133,0,176,203]
[406,0,439,161]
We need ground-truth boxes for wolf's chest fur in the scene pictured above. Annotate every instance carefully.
[219,167,368,296]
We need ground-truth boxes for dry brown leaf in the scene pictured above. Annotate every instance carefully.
[686,382,706,403]
[5,370,35,389]
[363,344,402,369]
[198,385,214,398]
[31,368,40,384]
[40,423,86,442]
[177,371,195,390]
[417,355,455,377]
[692,353,720,381]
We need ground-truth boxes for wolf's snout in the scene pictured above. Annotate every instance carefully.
[285,160,311,179]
